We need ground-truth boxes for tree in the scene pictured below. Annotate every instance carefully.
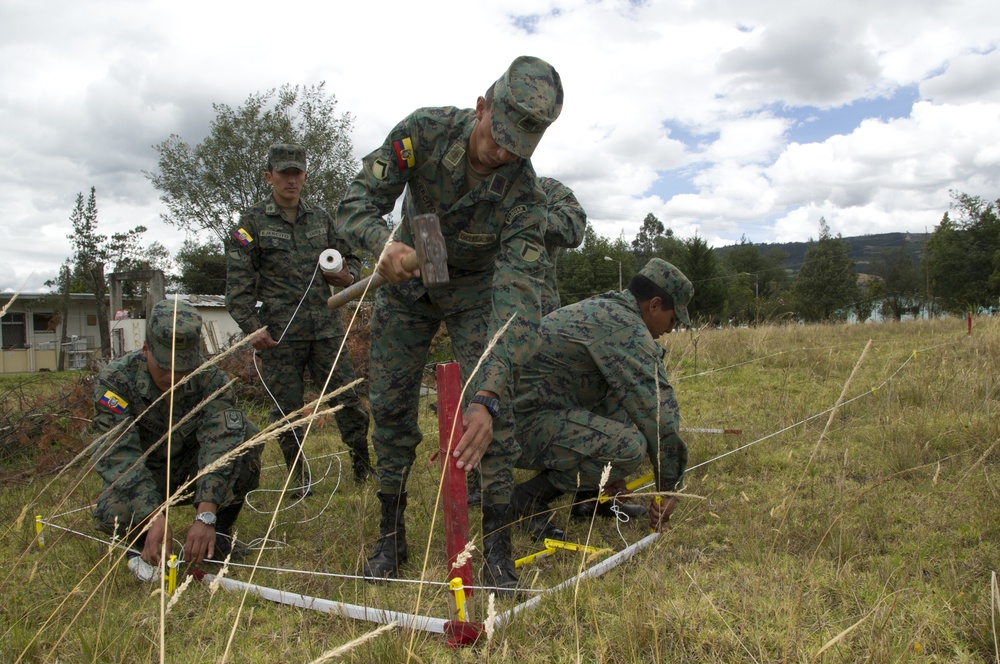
[924,192,1000,314]
[794,218,858,321]
[146,83,357,245]
[66,187,151,360]
[175,239,227,295]
[719,237,792,324]
[875,241,922,321]
[677,234,726,325]
[854,278,883,323]
[631,213,668,266]
[557,226,634,305]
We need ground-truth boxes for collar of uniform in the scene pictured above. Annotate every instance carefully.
[264,197,313,219]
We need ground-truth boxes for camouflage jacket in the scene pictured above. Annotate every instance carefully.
[89,351,250,521]
[225,197,362,341]
[335,106,549,397]
[513,290,688,491]
[538,176,587,315]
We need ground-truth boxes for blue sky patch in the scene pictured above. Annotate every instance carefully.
[781,85,919,144]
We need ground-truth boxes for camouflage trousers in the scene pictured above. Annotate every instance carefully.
[515,408,646,494]
[259,337,371,470]
[369,273,520,505]
[92,425,262,539]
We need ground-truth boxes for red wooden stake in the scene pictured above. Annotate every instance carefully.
[436,362,475,622]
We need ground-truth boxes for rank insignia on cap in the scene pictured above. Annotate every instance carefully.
[99,390,128,414]
[232,228,253,246]
[393,137,416,170]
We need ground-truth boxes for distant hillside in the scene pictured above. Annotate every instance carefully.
[717,232,929,276]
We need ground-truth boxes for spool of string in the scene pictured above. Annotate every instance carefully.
[319,248,343,274]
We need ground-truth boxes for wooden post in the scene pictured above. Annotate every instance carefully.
[436,362,475,622]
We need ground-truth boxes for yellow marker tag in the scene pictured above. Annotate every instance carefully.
[35,515,45,548]
[449,577,468,622]
[167,555,178,595]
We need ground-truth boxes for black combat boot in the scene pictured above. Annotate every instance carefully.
[362,492,408,580]
[571,490,648,521]
[481,504,520,597]
[511,472,566,541]
[213,501,248,561]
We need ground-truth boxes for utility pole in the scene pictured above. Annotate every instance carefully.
[603,256,622,291]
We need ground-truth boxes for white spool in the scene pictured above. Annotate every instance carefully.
[318,248,343,274]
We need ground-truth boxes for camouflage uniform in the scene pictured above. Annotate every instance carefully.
[513,260,693,494]
[90,302,261,539]
[336,60,563,506]
[225,150,371,481]
[537,176,587,315]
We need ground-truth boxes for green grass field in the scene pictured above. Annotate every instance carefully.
[1,316,998,662]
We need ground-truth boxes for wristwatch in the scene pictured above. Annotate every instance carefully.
[194,511,217,527]
[470,394,500,418]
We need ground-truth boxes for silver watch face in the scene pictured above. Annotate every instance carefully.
[195,512,217,526]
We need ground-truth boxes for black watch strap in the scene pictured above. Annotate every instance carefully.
[470,394,500,418]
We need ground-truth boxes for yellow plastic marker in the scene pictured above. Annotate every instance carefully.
[167,555,178,595]
[449,577,468,622]
[515,538,611,568]
[515,544,557,568]
[35,515,45,548]
[596,473,654,505]
[651,496,664,534]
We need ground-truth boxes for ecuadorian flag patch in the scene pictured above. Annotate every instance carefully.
[99,390,128,415]
[393,137,416,170]
[232,228,253,246]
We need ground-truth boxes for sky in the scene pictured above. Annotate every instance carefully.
[2,0,999,292]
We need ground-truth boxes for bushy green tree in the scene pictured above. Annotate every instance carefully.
[719,237,791,324]
[146,83,357,245]
[925,192,1000,314]
[794,218,858,321]
[677,234,725,325]
[631,213,667,266]
[174,239,227,295]
[557,227,634,305]
[875,241,922,320]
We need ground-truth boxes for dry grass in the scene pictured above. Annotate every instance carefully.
[1,315,998,662]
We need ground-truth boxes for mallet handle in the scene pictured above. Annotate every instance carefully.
[326,251,420,310]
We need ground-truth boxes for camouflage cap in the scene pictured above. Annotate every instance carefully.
[268,143,307,172]
[490,55,563,159]
[638,258,694,327]
[146,299,203,373]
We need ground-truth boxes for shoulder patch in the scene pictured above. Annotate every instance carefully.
[506,204,527,225]
[224,409,245,431]
[393,137,416,170]
[372,157,390,181]
[232,228,253,246]
[520,241,542,263]
[99,390,128,415]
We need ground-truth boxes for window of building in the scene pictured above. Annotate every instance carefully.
[33,312,57,333]
[87,314,97,327]
[2,312,26,348]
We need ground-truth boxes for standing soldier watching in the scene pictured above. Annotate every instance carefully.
[90,300,261,575]
[225,144,372,495]
[335,56,563,594]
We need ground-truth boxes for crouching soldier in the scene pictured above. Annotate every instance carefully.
[510,259,693,539]
[89,300,261,576]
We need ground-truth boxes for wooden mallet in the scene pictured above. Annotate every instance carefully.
[327,213,449,310]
